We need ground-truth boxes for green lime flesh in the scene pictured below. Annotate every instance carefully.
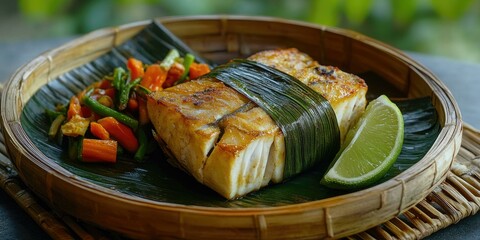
[321,95,404,190]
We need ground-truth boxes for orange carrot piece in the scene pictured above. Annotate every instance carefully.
[141,64,167,91]
[127,58,145,81]
[163,62,185,88]
[138,98,150,125]
[90,122,110,140]
[97,117,139,152]
[81,138,117,163]
[67,95,82,120]
[189,63,210,80]
[128,97,139,112]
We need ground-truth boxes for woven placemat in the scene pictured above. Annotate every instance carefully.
[1,123,478,239]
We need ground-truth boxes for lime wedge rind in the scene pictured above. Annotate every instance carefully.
[321,95,404,190]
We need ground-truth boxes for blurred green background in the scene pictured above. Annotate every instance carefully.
[1,0,479,62]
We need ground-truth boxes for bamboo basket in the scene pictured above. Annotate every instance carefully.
[0,16,463,239]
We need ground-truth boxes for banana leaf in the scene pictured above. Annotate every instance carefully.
[205,59,340,179]
[21,20,440,208]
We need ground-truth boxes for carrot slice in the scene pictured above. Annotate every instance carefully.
[138,98,150,125]
[163,62,185,88]
[189,63,210,80]
[90,122,110,140]
[127,58,145,81]
[128,97,139,112]
[81,138,117,163]
[67,95,82,120]
[97,117,139,152]
[141,64,167,91]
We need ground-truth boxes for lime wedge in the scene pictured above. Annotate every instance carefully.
[321,95,404,190]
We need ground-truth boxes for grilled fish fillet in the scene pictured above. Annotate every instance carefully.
[147,48,367,199]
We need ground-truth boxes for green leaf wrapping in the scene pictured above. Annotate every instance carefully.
[205,59,340,179]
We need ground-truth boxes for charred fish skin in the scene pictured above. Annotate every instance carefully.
[147,48,367,199]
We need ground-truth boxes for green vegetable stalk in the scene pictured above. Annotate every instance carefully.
[83,89,139,130]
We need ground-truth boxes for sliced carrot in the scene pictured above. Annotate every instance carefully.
[81,138,117,163]
[90,122,110,140]
[128,97,139,112]
[127,58,145,81]
[163,62,185,88]
[67,95,82,120]
[138,98,150,125]
[97,117,138,152]
[141,64,167,91]
[189,63,210,80]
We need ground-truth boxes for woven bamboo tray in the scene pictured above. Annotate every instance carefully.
[0,16,463,239]
[1,122,478,239]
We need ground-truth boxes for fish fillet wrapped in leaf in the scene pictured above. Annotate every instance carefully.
[147,48,367,199]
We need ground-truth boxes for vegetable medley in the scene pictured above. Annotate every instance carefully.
[46,49,210,163]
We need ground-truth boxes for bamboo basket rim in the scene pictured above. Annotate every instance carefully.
[2,14,462,211]
[0,15,464,238]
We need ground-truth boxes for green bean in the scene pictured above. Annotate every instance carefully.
[83,89,138,130]
[48,114,65,140]
[160,49,180,69]
[134,84,152,96]
[176,53,195,84]
[68,136,83,161]
[118,77,141,110]
[117,145,124,156]
[113,67,126,91]
[134,127,148,162]
[45,108,64,123]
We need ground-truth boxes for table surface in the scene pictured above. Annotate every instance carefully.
[0,38,479,240]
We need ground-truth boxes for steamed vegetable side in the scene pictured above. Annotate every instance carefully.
[46,49,211,163]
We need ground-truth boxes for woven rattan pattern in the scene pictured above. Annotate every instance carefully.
[0,123,478,239]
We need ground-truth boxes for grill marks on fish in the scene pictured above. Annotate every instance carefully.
[147,48,367,199]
